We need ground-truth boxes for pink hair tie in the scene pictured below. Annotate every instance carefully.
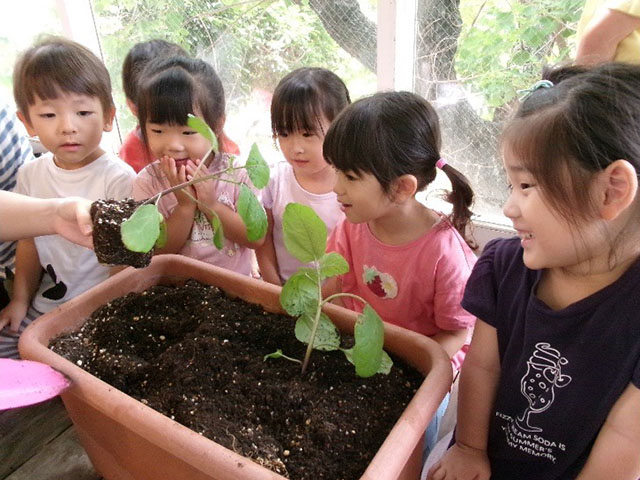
[436,158,447,169]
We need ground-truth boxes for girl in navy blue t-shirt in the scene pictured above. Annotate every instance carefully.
[428,64,640,480]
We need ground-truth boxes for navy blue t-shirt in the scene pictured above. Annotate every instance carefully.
[462,237,640,479]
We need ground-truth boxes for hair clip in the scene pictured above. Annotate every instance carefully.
[436,158,447,169]
[517,79,554,101]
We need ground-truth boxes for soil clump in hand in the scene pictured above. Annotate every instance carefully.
[90,198,153,268]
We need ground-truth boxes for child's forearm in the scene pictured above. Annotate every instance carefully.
[455,320,501,452]
[576,383,640,479]
[255,241,281,286]
[11,239,43,305]
[156,204,197,254]
[431,328,468,359]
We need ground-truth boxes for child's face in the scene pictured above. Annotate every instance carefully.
[21,92,113,170]
[333,169,391,224]
[277,117,331,179]
[145,120,211,167]
[502,150,605,272]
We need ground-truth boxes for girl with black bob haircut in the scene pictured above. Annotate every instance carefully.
[132,55,263,278]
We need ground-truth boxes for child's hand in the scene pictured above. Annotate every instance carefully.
[159,155,196,206]
[426,442,491,480]
[0,300,29,332]
[187,158,217,211]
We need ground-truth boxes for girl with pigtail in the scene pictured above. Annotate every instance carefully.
[323,91,478,452]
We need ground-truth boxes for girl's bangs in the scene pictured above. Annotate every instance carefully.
[323,108,375,176]
[272,100,323,136]
[145,69,195,126]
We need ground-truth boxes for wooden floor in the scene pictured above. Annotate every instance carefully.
[0,397,102,480]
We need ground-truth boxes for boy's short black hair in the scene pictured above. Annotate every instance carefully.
[13,35,114,122]
[122,39,188,107]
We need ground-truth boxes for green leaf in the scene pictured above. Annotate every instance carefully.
[282,203,327,263]
[264,349,284,361]
[295,312,340,351]
[377,351,393,375]
[352,305,385,378]
[154,221,167,249]
[280,268,318,316]
[121,204,163,253]
[342,348,392,375]
[237,184,267,241]
[245,143,270,189]
[187,114,218,153]
[318,252,349,279]
[210,213,224,250]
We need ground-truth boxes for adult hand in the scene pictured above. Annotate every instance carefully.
[52,197,94,249]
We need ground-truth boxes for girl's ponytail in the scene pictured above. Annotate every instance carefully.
[440,163,476,250]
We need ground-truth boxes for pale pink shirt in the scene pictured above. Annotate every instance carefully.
[327,215,477,369]
[263,161,344,282]
[133,153,253,276]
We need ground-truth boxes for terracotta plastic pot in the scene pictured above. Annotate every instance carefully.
[19,254,452,480]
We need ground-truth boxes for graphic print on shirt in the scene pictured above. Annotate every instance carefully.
[495,342,572,465]
[516,342,572,433]
[363,265,398,299]
[189,193,237,257]
[42,264,67,300]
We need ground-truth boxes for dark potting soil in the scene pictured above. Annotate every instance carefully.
[90,198,153,268]
[50,280,424,480]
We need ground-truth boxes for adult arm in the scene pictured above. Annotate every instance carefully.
[575,8,640,65]
[0,192,92,246]
[576,383,640,479]
[427,319,500,480]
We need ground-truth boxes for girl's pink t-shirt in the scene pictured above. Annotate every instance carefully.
[327,216,477,369]
[132,154,254,276]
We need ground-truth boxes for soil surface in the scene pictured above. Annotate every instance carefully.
[50,280,424,479]
[90,198,153,268]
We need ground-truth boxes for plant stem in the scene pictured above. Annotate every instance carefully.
[140,166,230,206]
[322,292,368,307]
[278,352,302,364]
[301,268,324,375]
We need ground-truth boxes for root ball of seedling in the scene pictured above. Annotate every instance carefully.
[91,198,153,268]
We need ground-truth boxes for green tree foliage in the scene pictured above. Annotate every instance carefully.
[92,0,357,133]
[456,0,583,116]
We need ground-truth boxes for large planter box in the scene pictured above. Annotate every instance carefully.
[19,254,452,480]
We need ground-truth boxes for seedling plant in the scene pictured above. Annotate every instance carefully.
[115,118,389,379]
[266,203,393,378]
[120,115,269,253]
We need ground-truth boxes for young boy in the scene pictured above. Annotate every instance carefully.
[0,36,135,358]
